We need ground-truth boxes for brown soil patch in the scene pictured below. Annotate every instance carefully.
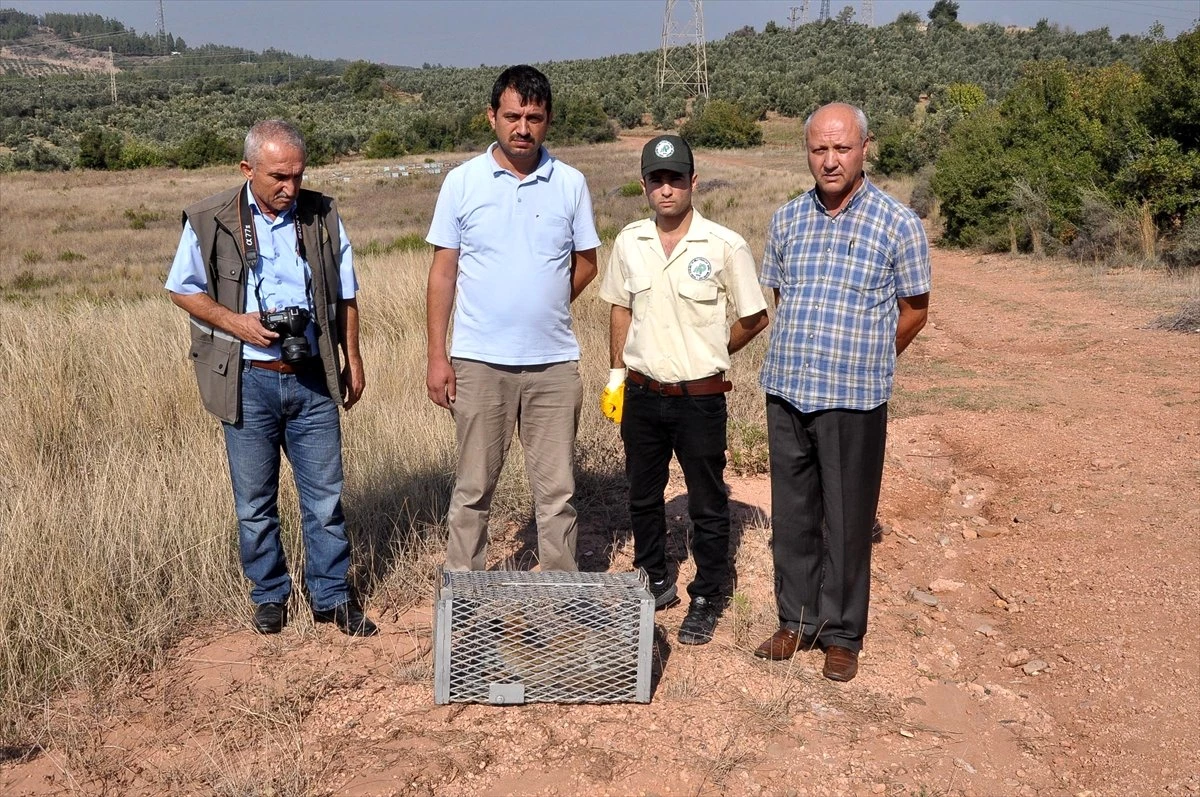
[4,250,1198,796]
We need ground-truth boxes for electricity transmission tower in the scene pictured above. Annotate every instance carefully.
[156,0,167,54]
[861,0,874,26]
[108,46,116,102]
[658,0,709,100]
[818,0,831,22]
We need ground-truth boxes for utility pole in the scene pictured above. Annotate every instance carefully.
[108,46,116,102]
[658,0,709,100]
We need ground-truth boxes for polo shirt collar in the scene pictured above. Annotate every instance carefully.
[486,142,553,181]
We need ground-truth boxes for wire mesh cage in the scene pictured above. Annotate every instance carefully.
[434,569,655,705]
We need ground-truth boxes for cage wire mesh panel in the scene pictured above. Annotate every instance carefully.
[434,570,655,704]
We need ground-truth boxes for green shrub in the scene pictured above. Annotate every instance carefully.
[358,234,427,257]
[364,130,404,159]
[909,166,936,219]
[873,118,921,176]
[343,60,385,99]
[124,206,164,230]
[552,95,616,145]
[679,100,762,149]
[118,140,165,169]
[1162,213,1200,271]
[78,127,122,170]
[57,251,87,262]
[169,128,237,169]
[618,181,643,198]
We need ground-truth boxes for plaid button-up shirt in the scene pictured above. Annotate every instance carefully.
[759,177,931,412]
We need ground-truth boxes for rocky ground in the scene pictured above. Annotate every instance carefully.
[3,250,1198,796]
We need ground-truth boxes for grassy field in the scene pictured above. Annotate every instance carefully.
[0,141,810,741]
[7,138,1194,748]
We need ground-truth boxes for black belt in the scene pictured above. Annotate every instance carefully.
[627,370,732,397]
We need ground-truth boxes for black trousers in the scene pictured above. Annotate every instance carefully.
[766,395,887,652]
[620,383,730,599]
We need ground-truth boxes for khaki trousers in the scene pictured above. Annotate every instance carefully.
[445,358,582,572]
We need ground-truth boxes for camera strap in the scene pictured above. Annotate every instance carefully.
[237,185,313,314]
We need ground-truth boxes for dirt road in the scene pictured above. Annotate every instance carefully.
[4,250,1197,796]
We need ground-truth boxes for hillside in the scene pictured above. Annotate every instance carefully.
[0,5,1150,171]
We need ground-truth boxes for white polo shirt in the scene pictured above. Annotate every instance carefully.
[426,144,601,366]
[600,210,768,383]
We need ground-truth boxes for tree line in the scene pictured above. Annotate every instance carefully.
[1,3,1195,265]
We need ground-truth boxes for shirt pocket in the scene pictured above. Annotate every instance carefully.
[677,280,721,327]
[532,214,573,263]
[842,241,892,299]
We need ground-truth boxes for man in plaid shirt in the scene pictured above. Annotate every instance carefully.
[753,103,931,681]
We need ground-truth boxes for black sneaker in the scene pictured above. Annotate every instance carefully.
[677,596,719,645]
[649,579,679,610]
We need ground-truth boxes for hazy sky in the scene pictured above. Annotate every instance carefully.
[7,0,1198,66]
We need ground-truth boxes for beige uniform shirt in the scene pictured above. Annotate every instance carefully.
[599,210,768,383]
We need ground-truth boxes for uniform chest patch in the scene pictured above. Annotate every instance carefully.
[687,257,712,281]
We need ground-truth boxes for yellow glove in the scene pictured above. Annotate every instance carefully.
[600,368,626,424]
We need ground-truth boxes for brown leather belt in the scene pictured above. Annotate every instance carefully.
[248,359,310,375]
[627,370,732,397]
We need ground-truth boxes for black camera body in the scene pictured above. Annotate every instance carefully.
[260,306,312,365]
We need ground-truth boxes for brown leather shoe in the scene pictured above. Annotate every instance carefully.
[754,627,803,660]
[822,645,859,681]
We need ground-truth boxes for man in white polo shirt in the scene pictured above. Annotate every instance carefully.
[425,64,600,572]
[600,135,768,644]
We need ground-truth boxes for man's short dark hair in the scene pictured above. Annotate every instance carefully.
[490,65,552,116]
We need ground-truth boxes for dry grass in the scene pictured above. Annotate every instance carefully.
[0,144,798,743]
[4,139,1193,753]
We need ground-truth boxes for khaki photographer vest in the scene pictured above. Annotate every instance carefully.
[181,185,345,423]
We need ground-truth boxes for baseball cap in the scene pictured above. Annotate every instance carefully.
[641,135,694,178]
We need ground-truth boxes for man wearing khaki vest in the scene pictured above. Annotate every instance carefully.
[165,120,377,637]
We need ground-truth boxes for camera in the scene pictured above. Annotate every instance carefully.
[260,306,312,365]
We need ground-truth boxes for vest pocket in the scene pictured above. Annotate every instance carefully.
[188,323,241,422]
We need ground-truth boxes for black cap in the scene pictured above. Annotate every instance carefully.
[641,135,693,178]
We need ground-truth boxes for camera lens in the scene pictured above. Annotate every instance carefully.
[279,335,311,365]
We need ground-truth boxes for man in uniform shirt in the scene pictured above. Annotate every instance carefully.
[600,135,768,645]
[165,119,377,637]
[426,65,600,572]
[753,103,930,680]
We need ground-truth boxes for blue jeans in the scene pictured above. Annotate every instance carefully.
[620,382,730,599]
[222,362,351,611]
